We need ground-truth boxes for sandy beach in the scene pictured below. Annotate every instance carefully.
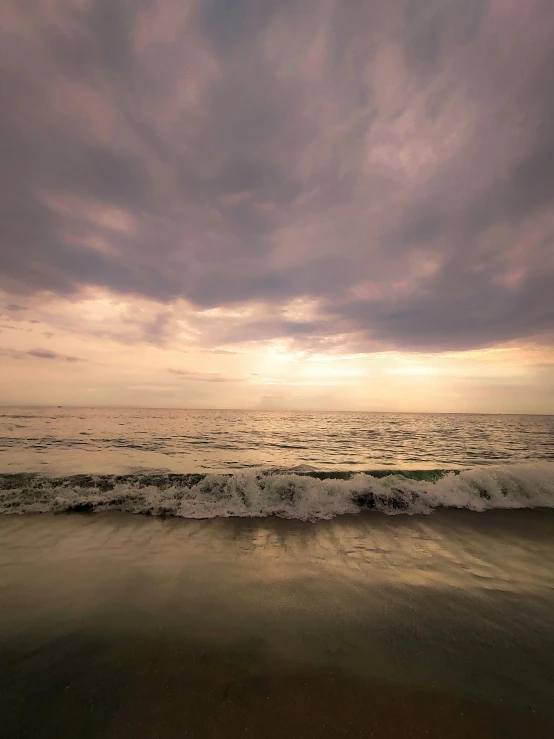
[2,510,554,738]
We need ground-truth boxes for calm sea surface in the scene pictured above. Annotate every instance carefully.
[1,407,553,475]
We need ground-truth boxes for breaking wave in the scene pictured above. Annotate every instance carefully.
[1,463,554,520]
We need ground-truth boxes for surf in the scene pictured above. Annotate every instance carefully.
[1,463,554,520]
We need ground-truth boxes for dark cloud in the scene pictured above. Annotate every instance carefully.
[198,0,281,56]
[403,0,486,70]
[27,349,82,362]
[1,1,554,353]
[0,348,83,362]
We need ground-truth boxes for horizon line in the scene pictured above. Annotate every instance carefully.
[0,404,552,416]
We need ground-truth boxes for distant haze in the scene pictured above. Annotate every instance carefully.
[1,1,553,412]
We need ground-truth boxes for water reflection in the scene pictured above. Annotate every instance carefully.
[2,511,554,737]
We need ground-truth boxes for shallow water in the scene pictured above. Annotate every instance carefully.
[2,510,554,738]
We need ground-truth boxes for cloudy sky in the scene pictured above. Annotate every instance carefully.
[1,0,553,412]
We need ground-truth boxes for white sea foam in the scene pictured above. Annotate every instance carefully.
[1,463,554,520]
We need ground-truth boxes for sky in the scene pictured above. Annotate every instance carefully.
[1,0,554,413]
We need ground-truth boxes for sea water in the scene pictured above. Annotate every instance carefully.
[2,408,554,737]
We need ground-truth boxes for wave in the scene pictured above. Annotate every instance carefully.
[1,463,554,520]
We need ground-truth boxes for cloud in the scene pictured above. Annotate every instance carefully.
[27,349,83,362]
[168,368,243,383]
[0,347,83,362]
[1,1,553,354]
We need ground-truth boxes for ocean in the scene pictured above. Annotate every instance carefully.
[1,408,554,737]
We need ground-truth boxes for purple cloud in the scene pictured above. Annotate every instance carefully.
[0,347,83,362]
[27,349,82,362]
[1,1,553,353]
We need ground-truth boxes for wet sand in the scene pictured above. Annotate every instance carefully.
[1,510,554,738]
